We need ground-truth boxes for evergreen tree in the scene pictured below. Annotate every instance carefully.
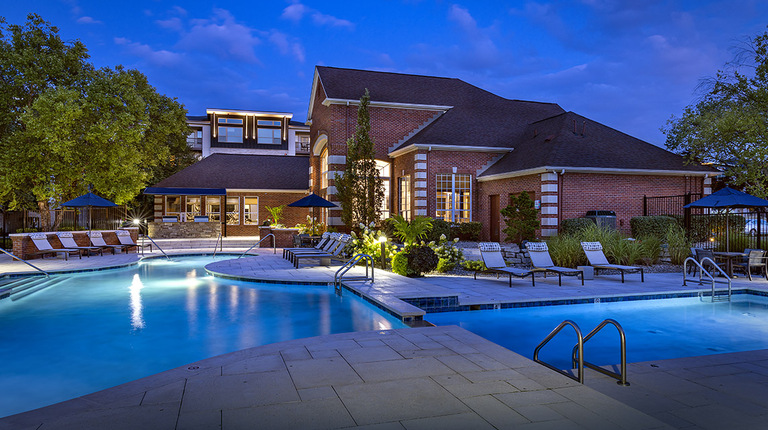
[335,89,384,229]
[500,191,540,245]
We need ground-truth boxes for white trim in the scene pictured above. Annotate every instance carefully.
[541,218,559,226]
[415,153,427,161]
[416,209,427,216]
[313,134,328,156]
[328,155,346,165]
[415,172,427,179]
[541,184,558,193]
[541,195,558,204]
[226,189,307,193]
[541,207,558,215]
[307,69,321,122]
[415,162,427,170]
[478,166,719,182]
[322,97,452,112]
[389,144,512,158]
[326,185,337,194]
[541,172,558,182]
[541,228,558,237]
[415,181,427,189]
[206,108,292,118]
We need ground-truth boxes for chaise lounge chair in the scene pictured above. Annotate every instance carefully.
[285,233,342,263]
[525,242,584,286]
[29,233,82,260]
[581,242,644,283]
[56,232,103,257]
[293,234,352,268]
[88,231,127,254]
[283,232,332,260]
[476,242,535,286]
[115,230,152,254]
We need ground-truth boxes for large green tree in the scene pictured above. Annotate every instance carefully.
[662,28,768,197]
[0,14,193,230]
[335,89,385,229]
[500,191,540,246]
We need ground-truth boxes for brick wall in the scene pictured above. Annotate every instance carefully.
[477,174,541,241]
[11,229,138,260]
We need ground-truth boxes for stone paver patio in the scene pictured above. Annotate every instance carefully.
[1,245,768,429]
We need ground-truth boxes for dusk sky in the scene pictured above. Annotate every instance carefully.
[3,1,767,146]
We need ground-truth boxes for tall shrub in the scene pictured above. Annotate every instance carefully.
[501,191,540,245]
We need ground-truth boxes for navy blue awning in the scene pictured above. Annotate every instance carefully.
[143,187,227,196]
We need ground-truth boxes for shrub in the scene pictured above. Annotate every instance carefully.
[451,222,482,241]
[501,191,539,245]
[560,218,594,236]
[392,251,414,276]
[426,219,452,242]
[431,235,463,271]
[264,205,286,226]
[349,225,397,267]
[436,258,455,273]
[391,215,433,246]
[638,236,663,265]
[546,235,585,268]
[630,216,677,240]
[461,260,486,271]
[392,245,438,277]
[16,228,39,233]
[665,224,690,265]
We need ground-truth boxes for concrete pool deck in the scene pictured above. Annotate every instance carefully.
[2,246,768,429]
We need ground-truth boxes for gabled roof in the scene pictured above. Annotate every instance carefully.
[479,112,720,178]
[152,154,309,190]
[311,66,564,152]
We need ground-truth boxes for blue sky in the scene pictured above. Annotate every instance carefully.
[3,1,767,146]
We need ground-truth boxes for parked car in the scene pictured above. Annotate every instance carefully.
[745,219,768,236]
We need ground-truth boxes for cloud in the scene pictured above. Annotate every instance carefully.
[444,4,500,70]
[280,2,355,29]
[268,31,305,63]
[114,37,184,67]
[176,9,261,63]
[156,17,183,32]
[76,16,101,25]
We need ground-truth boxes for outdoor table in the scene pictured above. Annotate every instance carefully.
[713,251,747,278]
[300,235,322,247]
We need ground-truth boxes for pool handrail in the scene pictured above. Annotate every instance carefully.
[141,236,171,260]
[0,248,50,277]
[212,233,223,258]
[238,233,275,258]
[533,319,584,383]
[334,253,375,294]
[682,256,731,302]
[572,319,629,386]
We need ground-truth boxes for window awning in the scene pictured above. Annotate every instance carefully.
[143,187,227,196]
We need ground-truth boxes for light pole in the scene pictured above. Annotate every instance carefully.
[378,235,387,269]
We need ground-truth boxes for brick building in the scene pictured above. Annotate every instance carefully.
[306,66,719,240]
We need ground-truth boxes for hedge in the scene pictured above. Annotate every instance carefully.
[629,216,677,239]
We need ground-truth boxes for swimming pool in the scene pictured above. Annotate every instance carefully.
[427,295,768,369]
[0,256,407,417]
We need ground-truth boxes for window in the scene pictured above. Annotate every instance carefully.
[226,197,240,225]
[257,119,281,144]
[398,176,411,221]
[217,117,243,143]
[376,160,391,220]
[186,196,201,222]
[206,196,221,222]
[296,133,310,153]
[187,128,203,148]
[165,196,181,220]
[320,148,329,189]
[244,197,259,225]
[436,173,472,223]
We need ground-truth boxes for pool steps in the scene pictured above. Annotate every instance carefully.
[0,276,70,301]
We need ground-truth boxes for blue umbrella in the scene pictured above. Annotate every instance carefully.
[287,193,337,236]
[684,187,768,251]
[61,192,118,231]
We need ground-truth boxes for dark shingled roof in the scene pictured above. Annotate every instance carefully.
[186,115,208,122]
[316,66,564,150]
[479,112,720,177]
[153,154,309,190]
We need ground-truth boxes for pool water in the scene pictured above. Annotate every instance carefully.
[0,256,407,417]
[427,296,768,369]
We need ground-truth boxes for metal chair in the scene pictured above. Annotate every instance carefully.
[733,250,767,281]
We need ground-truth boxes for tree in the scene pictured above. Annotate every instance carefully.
[334,89,384,229]
[0,14,193,230]
[662,28,768,197]
[500,191,540,245]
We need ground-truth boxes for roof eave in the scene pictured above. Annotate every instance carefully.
[478,166,722,182]
[323,98,452,112]
[389,144,512,158]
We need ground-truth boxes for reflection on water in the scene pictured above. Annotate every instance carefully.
[129,274,144,330]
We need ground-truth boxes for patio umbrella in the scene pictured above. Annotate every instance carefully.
[684,187,768,251]
[287,193,337,235]
[61,192,118,232]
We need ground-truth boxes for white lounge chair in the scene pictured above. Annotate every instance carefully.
[526,242,583,286]
[293,234,352,268]
[581,242,644,283]
[88,231,127,254]
[115,230,152,254]
[29,233,81,260]
[56,232,103,256]
[476,242,535,286]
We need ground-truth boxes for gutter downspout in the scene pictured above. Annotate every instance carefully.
[558,169,564,233]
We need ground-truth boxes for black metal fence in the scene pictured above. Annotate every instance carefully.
[643,193,766,250]
[1,207,127,249]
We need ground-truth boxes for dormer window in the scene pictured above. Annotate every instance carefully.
[257,119,281,144]
[218,118,243,143]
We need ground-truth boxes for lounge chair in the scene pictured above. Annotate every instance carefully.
[283,232,332,259]
[115,230,152,254]
[286,233,341,263]
[476,242,535,286]
[581,242,644,283]
[293,234,352,268]
[56,232,103,257]
[88,231,127,254]
[733,249,767,281]
[29,233,81,260]
[525,242,584,286]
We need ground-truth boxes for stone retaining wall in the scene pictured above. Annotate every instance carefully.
[148,221,221,239]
